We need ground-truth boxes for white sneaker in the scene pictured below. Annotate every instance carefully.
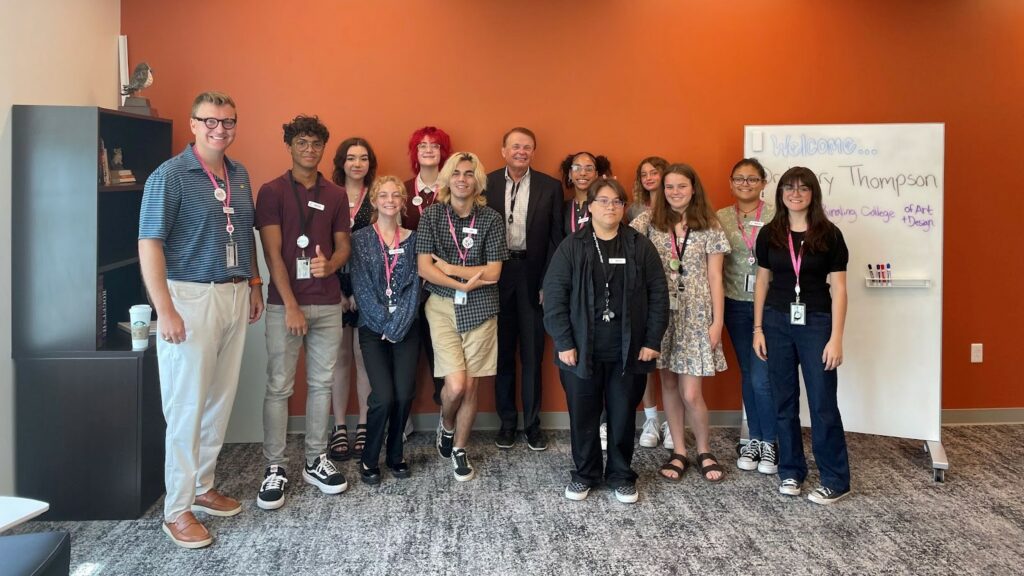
[639,418,661,448]
[661,421,674,450]
[599,422,608,451]
[757,441,779,475]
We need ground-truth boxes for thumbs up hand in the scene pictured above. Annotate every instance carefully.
[311,244,331,278]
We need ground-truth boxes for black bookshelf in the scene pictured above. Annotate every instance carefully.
[12,106,172,520]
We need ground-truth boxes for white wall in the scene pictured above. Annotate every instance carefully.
[0,0,121,495]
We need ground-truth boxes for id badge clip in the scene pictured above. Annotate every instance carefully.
[744,274,756,293]
[454,290,468,305]
[296,257,311,280]
[226,241,238,268]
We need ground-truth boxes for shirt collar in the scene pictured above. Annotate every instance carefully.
[416,174,438,193]
[504,166,532,184]
[185,143,237,175]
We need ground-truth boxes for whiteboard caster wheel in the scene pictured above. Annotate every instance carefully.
[933,468,945,483]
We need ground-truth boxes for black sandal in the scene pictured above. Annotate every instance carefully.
[329,425,349,461]
[352,424,367,457]
[360,462,381,485]
[659,453,690,482]
[388,461,411,479]
[697,452,725,483]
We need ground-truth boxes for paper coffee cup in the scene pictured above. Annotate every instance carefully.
[129,304,153,350]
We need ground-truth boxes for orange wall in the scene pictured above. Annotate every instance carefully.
[122,0,1023,414]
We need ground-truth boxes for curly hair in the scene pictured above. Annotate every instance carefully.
[559,151,613,190]
[407,126,452,174]
[331,137,377,188]
[368,175,408,224]
[632,156,669,207]
[282,115,329,145]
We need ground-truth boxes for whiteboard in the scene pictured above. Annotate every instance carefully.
[744,123,943,442]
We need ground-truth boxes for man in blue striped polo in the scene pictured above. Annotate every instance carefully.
[139,91,265,549]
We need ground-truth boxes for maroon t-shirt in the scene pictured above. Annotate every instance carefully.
[255,171,351,305]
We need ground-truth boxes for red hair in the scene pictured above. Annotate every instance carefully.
[407,126,452,174]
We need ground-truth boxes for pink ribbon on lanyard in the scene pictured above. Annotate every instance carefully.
[193,144,233,235]
[787,231,803,299]
[446,207,477,265]
[571,201,588,233]
[373,223,401,297]
[735,201,764,260]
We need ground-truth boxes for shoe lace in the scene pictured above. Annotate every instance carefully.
[316,456,340,476]
[261,471,287,491]
[782,478,799,488]
[642,419,659,436]
[815,486,835,498]
[760,442,777,462]
[453,450,470,470]
[740,439,761,459]
[661,421,672,441]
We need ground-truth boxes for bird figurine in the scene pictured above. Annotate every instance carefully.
[121,62,154,97]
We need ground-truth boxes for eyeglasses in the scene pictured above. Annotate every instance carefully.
[193,116,237,130]
[592,197,625,208]
[571,164,596,174]
[782,184,812,194]
[731,176,763,185]
[417,142,441,151]
[293,139,325,151]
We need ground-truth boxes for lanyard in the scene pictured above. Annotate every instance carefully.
[373,223,401,298]
[507,179,521,226]
[592,232,619,321]
[669,223,690,269]
[413,183,435,215]
[788,231,804,301]
[446,206,477,264]
[571,201,589,233]
[349,186,368,223]
[289,172,321,248]
[194,145,233,236]
[735,201,763,262]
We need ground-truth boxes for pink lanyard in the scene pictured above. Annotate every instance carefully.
[446,207,477,264]
[194,145,233,235]
[571,201,588,233]
[373,223,401,298]
[787,231,804,299]
[414,184,434,215]
[735,201,763,259]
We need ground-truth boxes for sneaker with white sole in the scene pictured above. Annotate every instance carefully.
[565,481,590,501]
[736,439,761,471]
[599,422,608,451]
[436,417,455,459]
[661,421,675,450]
[257,465,288,510]
[757,441,779,475]
[639,418,661,448]
[303,454,348,494]
[452,448,475,481]
[779,478,802,496]
[808,485,851,505]
[614,484,639,504]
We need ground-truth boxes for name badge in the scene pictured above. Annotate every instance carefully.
[463,227,478,235]
[669,294,679,311]
[222,206,235,215]
[578,216,590,224]
[308,201,325,211]
[454,290,468,305]
[744,274,756,293]
[609,258,626,265]
[790,302,806,325]
[750,220,765,227]
[226,241,238,268]
[388,248,405,255]
[296,257,311,280]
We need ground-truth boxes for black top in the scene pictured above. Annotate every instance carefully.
[592,235,625,360]
[756,226,849,314]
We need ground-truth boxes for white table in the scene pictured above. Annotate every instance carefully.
[0,496,49,532]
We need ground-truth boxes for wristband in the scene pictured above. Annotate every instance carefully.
[249,277,263,287]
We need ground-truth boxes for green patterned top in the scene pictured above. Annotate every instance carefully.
[716,201,776,302]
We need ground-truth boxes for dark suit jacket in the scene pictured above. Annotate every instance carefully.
[484,167,564,300]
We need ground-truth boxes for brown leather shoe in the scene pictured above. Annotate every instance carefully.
[162,512,212,549]
[191,489,242,517]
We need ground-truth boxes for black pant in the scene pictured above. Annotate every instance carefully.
[418,294,445,405]
[359,320,420,468]
[496,260,546,432]
[560,360,647,488]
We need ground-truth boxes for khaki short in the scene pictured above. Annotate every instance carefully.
[424,294,498,378]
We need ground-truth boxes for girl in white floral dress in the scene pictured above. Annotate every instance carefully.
[631,163,729,483]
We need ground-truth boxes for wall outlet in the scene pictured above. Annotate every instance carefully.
[970,343,983,363]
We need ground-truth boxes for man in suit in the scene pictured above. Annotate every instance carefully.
[484,127,563,451]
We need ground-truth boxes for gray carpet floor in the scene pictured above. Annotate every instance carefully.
[10,424,1024,575]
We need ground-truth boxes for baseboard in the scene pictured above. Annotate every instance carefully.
[288,410,745,434]
[941,408,1024,425]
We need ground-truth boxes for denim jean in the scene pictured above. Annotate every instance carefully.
[724,298,777,443]
[763,307,850,492]
[263,303,344,467]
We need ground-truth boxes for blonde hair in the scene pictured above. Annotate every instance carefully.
[369,175,407,223]
[191,91,235,116]
[437,152,487,207]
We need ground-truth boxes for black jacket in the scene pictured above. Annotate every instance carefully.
[542,223,669,379]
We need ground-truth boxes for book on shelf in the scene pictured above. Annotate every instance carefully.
[99,139,111,186]
[96,274,107,348]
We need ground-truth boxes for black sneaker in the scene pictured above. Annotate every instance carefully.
[564,481,590,501]
[495,429,516,449]
[302,454,348,494]
[436,419,455,459]
[257,465,288,510]
[614,484,639,504]
[736,439,761,471]
[757,442,779,475]
[452,448,475,481]
[525,428,548,451]
[808,485,851,505]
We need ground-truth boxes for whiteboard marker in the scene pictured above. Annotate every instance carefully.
[868,264,877,285]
